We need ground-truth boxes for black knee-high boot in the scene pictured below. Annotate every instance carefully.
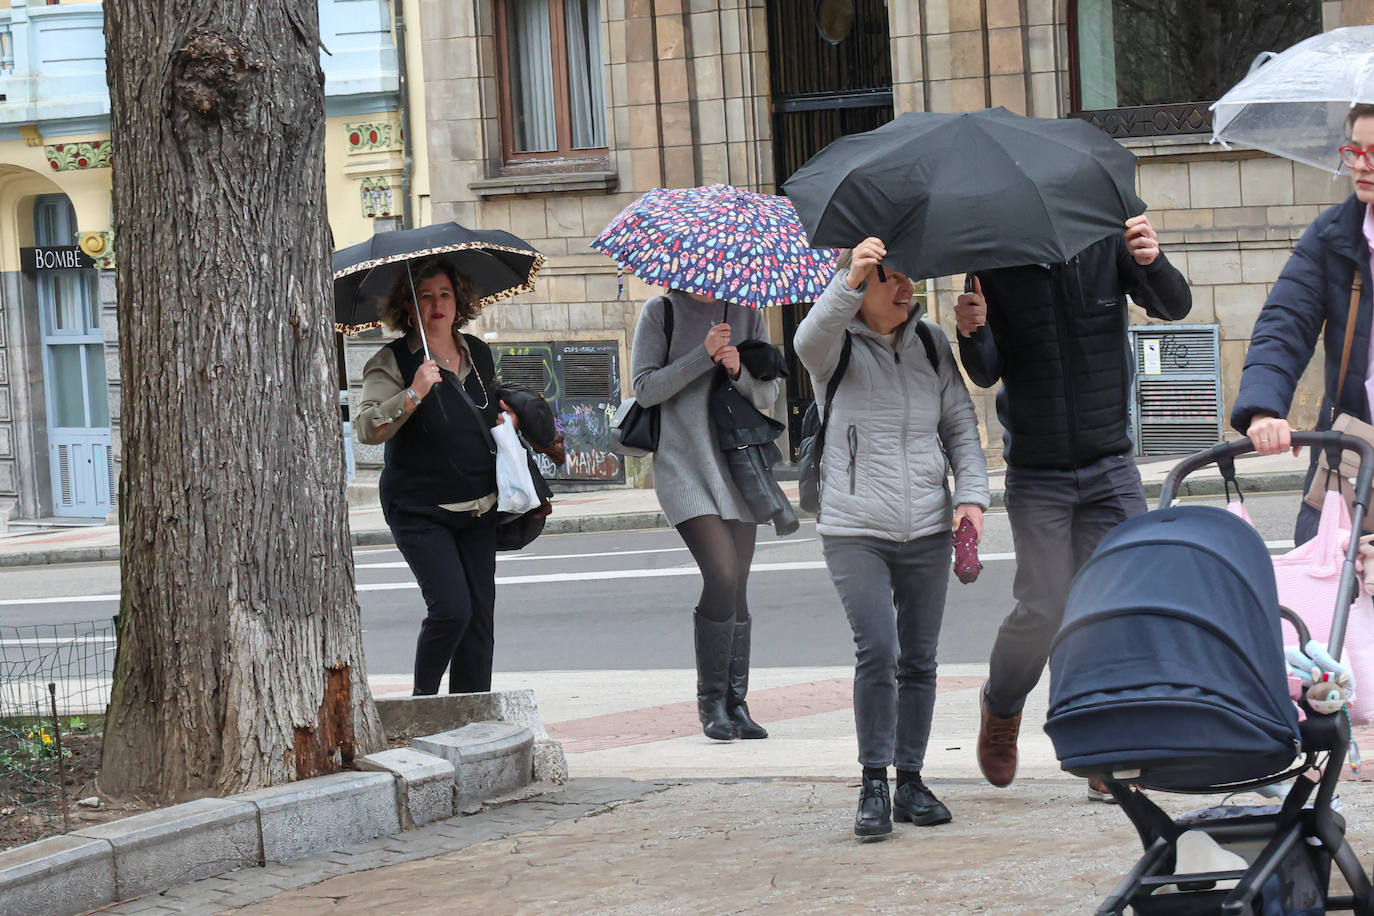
[694,611,737,741]
[727,617,768,739]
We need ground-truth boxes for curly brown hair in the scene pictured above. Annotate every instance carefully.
[377,257,479,333]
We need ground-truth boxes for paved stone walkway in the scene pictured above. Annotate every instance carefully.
[225,780,1374,914]
[96,778,1374,915]
[97,779,673,915]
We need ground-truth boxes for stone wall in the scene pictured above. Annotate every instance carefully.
[416,0,1370,469]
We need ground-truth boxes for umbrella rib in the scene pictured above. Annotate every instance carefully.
[977,130,1066,256]
[987,118,1140,238]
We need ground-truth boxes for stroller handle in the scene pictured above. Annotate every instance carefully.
[1158,432,1374,662]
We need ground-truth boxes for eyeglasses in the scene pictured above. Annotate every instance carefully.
[1339,145,1374,169]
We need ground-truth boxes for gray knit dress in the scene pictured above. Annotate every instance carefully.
[630,292,781,526]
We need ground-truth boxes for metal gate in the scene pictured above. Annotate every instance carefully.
[492,340,625,484]
[34,196,112,517]
[766,0,893,458]
[1128,324,1224,457]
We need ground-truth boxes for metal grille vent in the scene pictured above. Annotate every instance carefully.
[1130,325,1223,458]
[108,455,117,507]
[497,354,550,395]
[561,352,613,397]
[57,444,72,507]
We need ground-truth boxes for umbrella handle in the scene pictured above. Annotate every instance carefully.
[875,264,887,284]
[1246,50,1276,75]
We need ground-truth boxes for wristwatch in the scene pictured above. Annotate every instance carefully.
[407,386,422,406]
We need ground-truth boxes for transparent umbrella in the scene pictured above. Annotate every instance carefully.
[1211,26,1374,175]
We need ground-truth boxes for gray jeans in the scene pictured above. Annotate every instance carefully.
[985,451,1147,718]
[822,531,951,771]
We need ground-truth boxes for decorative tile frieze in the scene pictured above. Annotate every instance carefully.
[45,140,112,171]
[346,122,402,152]
[78,230,116,270]
[361,177,395,218]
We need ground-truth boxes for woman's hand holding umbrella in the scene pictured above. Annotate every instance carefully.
[844,237,887,290]
[407,359,442,410]
[705,322,742,379]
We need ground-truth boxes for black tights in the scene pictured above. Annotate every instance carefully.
[675,515,757,623]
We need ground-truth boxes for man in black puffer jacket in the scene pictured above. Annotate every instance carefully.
[954,215,1191,797]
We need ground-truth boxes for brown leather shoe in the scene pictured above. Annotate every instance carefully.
[977,686,1021,788]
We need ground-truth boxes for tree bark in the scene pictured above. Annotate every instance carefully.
[101,0,383,800]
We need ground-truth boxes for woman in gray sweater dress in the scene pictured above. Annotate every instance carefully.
[631,291,781,741]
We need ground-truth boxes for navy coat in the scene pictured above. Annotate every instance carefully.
[1232,193,1371,541]
[1233,193,1374,432]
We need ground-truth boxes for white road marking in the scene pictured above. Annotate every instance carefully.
[0,539,1301,607]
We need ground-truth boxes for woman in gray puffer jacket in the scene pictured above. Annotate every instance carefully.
[795,237,990,839]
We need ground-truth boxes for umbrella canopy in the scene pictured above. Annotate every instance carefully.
[333,222,545,334]
[1210,26,1374,175]
[590,184,839,308]
[782,107,1146,281]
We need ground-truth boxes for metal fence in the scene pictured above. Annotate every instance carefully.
[0,620,115,844]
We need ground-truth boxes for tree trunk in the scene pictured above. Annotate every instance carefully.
[100,0,383,800]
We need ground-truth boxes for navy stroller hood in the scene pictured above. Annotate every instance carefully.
[1046,505,1301,790]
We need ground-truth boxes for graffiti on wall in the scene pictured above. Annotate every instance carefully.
[549,402,621,480]
[497,341,625,483]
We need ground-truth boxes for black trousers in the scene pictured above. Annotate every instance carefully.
[985,452,1147,718]
[385,504,498,695]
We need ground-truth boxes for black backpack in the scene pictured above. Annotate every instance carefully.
[796,323,941,515]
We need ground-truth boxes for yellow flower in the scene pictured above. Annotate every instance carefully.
[40,732,52,746]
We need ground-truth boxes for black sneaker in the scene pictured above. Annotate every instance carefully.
[854,776,893,838]
[893,777,952,826]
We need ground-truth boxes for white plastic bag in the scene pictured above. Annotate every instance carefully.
[493,417,540,514]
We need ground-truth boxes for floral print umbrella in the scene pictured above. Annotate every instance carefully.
[590,184,839,308]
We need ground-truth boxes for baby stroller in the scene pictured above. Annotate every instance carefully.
[1045,432,1374,915]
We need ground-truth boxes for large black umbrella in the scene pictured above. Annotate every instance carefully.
[782,107,1146,280]
[333,222,545,339]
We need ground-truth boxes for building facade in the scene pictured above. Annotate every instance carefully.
[413,0,1372,481]
[0,0,428,525]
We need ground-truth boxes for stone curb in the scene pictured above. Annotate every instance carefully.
[0,694,563,916]
[0,472,1309,569]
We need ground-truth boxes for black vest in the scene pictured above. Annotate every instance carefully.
[379,334,500,510]
[978,235,1134,470]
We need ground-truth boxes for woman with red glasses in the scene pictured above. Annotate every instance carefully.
[1234,103,1374,544]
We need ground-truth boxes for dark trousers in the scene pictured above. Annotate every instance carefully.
[985,452,1146,718]
[385,504,498,696]
[822,531,951,771]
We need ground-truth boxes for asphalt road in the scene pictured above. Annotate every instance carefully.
[0,491,1309,678]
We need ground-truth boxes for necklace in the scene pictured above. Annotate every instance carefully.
[435,349,489,409]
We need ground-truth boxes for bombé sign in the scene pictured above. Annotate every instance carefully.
[20,246,96,273]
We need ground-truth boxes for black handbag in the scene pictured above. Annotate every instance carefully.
[610,297,673,456]
[797,332,851,514]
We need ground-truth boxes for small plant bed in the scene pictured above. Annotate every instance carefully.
[0,720,154,851]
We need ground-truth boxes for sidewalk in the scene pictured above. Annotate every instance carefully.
[86,659,1374,914]
[0,450,1309,568]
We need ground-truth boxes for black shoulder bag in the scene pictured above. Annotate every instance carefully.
[797,332,852,515]
[610,297,673,456]
[450,338,552,551]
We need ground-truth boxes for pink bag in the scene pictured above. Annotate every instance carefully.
[1266,491,1374,724]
